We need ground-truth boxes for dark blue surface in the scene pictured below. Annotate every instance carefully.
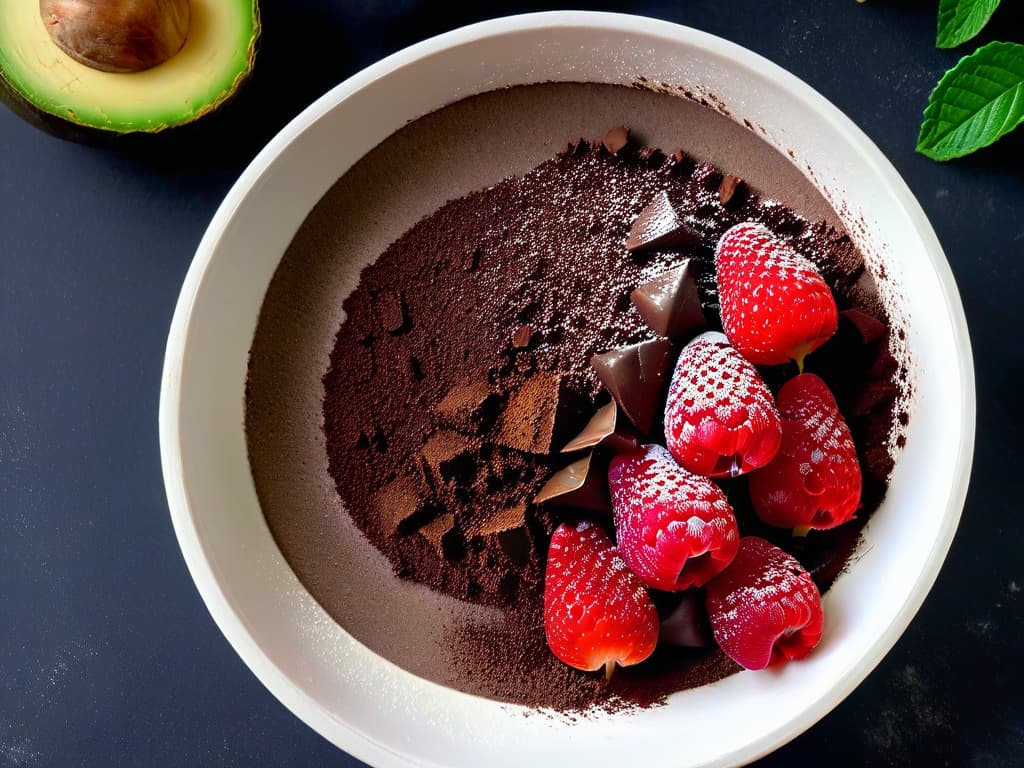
[2,1,1021,765]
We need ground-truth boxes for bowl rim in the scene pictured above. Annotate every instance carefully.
[159,10,975,767]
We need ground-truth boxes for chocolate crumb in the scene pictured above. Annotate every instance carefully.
[719,174,743,205]
[376,290,410,335]
[602,125,630,155]
[495,373,578,454]
[512,324,533,348]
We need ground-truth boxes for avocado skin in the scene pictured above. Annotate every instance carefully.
[0,3,260,145]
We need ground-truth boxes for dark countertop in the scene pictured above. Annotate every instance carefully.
[1,2,1021,766]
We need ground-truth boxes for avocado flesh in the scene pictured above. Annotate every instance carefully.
[0,0,258,134]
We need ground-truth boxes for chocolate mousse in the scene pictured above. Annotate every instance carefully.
[244,82,908,711]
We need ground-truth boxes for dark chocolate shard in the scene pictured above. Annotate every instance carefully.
[602,125,630,155]
[559,401,639,455]
[719,174,743,205]
[591,338,675,436]
[625,191,699,252]
[630,261,706,339]
[534,453,609,514]
[561,401,617,453]
[495,372,580,454]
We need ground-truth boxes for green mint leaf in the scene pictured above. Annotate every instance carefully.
[916,41,1024,161]
[936,0,1001,49]
[936,0,1002,49]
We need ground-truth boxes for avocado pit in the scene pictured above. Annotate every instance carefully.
[40,0,190,73]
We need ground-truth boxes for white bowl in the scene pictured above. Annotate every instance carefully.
[160,12,974,768]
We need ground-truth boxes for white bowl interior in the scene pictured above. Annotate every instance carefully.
[160,12,974,768]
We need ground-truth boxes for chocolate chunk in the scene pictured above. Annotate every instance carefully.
[419,430,476,487]
[602,125,630,155]
[371,474,427,535]
[561,401,617,453]
[495,372,580,454]
[630,261,706,339]
[534,453,609,514]
[559,401,639,454]
[625,191,699,252]
[718,174,743,205]
[376,290,410,334]
[512,325,533,349]
[419,513,455,556]
[475,501,527,536]
[591,338,675,436]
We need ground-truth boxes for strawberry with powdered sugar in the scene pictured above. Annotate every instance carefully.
[663,331,782,478]
[715,222,838,369]
[705,536,823,670]
[749,373,862,534]
[608,444,739,591]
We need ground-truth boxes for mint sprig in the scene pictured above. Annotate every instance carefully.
[936,0,1001,49]
[916,41,1024,161]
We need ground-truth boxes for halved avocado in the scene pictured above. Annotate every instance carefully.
[0,1,259,137]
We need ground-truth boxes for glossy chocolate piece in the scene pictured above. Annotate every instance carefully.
[630,261,706,338]
[590,338,675,436]
[625,190,700,252]
[534,453,609,514]
[560,401,640,454]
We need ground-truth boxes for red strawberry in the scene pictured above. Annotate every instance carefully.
[715,222,838,368]
[609,444,739,591]
[544,521,659,677]
[664,331,782,478]
[705,536,823,670]
[749,374,862,533]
